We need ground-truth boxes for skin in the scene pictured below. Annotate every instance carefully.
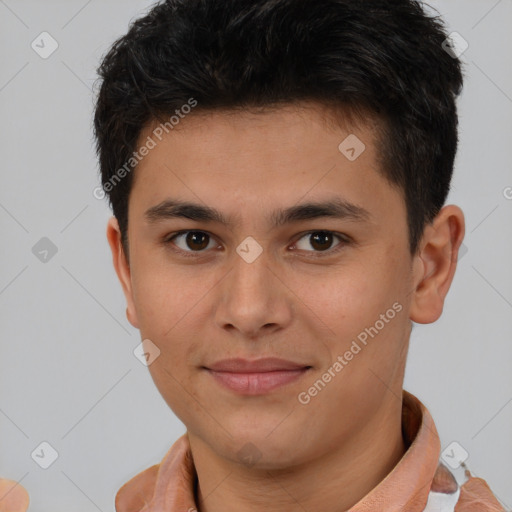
[0,479,29,512]
[107,102,465,512]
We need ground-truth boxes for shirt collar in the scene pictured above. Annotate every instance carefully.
[348,390,441,511]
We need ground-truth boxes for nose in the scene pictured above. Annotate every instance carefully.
[214,244,293,340]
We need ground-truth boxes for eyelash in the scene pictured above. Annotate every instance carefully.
[162,230,351,259]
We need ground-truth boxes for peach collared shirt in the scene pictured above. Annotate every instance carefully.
[1,391,503,511]
[113,390,504,512]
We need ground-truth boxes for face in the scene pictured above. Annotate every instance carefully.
[107,102,444,469]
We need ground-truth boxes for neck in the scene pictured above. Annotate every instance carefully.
[188,397,406,512]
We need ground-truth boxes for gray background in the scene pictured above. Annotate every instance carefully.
[0,0,511,510]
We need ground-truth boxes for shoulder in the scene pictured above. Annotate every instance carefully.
[115,434,193,512]
[428,463,505,512]
[115,464,160,512]
[455,475,506,512]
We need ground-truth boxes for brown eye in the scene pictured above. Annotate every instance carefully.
[294,231,347,253]
[169,231,215,252]
[185,232,209,250]
[310,232,334,251]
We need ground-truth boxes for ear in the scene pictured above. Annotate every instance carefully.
[409,205,465,324]
[106,216,140,329]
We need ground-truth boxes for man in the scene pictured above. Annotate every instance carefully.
[91,0,504,510]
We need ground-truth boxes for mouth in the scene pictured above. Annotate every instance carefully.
[203,358,312,395]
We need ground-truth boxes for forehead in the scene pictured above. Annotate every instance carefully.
[128,102,402,230]
[141,101,379,146]
[133,102,382,183]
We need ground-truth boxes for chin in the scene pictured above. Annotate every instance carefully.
[222,429,308,470]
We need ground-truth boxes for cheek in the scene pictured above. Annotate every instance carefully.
[310,264,406,362]
[302,268,387,329]
[130,262,206,371]
[147,361,200,428]
[130,262,194,337]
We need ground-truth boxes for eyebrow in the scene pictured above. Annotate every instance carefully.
[144,197,372,228]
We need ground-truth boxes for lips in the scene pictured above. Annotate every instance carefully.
[203,358,312,395]
[206,357,310,373]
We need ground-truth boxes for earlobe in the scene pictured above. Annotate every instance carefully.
[106,216,140,329]
[409,205,465,325]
